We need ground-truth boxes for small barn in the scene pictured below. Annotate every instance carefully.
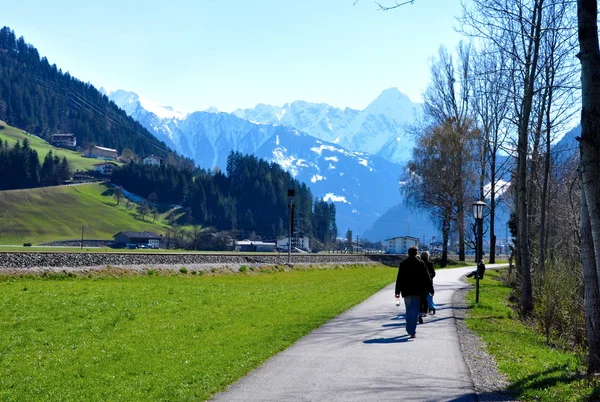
[113,231,162,248]
[86,145,118,160]
[235,240,276,252]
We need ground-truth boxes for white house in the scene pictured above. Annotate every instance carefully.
[142,155,162,166]
[384,236,420,254]
[93,161,118,175]
[277,234,310,251]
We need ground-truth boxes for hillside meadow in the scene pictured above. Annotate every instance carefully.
[0,183,169,245]
[0,264,394,401]
[0,120,102,172]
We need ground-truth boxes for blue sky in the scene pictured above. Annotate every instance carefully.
[4,0,463,112]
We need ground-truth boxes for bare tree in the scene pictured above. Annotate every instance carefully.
[148,192,159,222]
[421,43,478,261]
[403,119,478,266]
[113,186,123,206]
[470,46,513,263]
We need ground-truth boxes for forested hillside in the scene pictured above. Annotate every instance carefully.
[0,27,182,163]
[112,151,337,244]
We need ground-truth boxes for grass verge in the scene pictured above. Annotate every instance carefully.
[0,183,169,244]
[0,264,394,401]
[465,270,600,401]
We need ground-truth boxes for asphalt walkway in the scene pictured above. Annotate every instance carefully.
[212,265,503,401]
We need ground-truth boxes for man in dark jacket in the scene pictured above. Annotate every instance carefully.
[466,260,486,279]
[395,246,434,338]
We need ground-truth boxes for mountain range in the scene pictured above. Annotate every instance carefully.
[103,88,431,239]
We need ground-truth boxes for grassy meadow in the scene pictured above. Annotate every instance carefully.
[0,264,394,401]
[465,270,600,401]
[0,183,169,245]
[0,120,103,171]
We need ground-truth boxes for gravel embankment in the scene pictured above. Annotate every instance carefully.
[0,252,403,272]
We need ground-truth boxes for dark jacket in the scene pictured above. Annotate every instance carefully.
[424,260,436,280]
[477,261,486,278]
[395,255,434,297]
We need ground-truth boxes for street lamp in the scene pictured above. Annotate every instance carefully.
[287,189,295,265]
[472,200,487,303]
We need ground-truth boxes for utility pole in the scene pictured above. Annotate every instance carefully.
[80,225,84,249]
[356,234,359,253]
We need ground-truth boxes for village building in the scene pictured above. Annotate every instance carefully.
[142,155,162,166]
[276,234,310,252]
[93,161,118,175]
[86,145,118,160]
[51,133,76,149]
[113,231,162,248]
[384,236,420,254]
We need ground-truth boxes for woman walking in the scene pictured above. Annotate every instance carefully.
[420,251,436,314]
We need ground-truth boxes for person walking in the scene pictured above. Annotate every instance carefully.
[420,251,436,315]
[395,246,434,338]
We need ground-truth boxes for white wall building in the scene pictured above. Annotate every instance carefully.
[385,236,420,254]
[142,155,162,166]
[277,235,310,251]
[93,161,118,175]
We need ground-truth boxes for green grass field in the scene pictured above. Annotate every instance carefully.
[0,120,109,171]
[465,270,600,401]
[0,183,169,245]
[0,265,394,401]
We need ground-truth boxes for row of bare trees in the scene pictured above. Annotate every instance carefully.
[376,0,600,373]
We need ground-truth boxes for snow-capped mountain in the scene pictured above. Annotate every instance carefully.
[232,88,422,164]
[104,89,408,235]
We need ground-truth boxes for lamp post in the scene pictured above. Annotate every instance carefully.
[287,189,295,265]
[472,200,487,303]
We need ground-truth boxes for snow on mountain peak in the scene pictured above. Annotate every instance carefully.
[137,95,187,119]
[106,89,187,120]
[365,87,415,119]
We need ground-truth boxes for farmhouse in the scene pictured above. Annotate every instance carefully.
[235,240,276,252]
[142,155,162,166]
[51,133,76,149]
[113,231,162,248]
[277,234,310,251]
[86,145,118,160]
[93,161,118,175]
[384,236,420,254]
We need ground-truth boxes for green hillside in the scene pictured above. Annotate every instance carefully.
[0,183,169,245]
[0,120,105,172]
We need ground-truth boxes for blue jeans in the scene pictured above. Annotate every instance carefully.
[403,295,422,335]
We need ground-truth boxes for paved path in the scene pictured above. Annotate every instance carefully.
[212,265,503,402]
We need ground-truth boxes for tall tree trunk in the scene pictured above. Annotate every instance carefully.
[441,212,451,268]
[581,192,600,373]
[539,89,552,272]
[458,148,466,261]
[517,0,544,317]
[489,155,497,263]
[577,0,600,374]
